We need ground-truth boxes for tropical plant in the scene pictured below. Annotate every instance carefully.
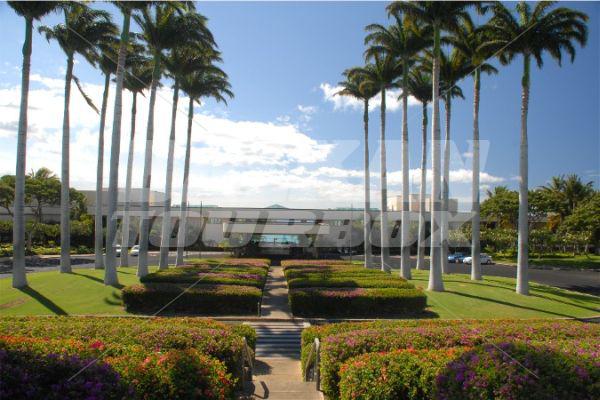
[365,14,431,279]
[158,13,216,270]
[540,174,595,218]
[406,68,431,271]
[133,2,191,277]
[336,70,378,269]
[485,1,588,294]
[39,3,116,274]
[447,17,498,281]
[176,62,233,267]
[8,1,60,287]
[387,0,477,291]
[350,54,400,272]
[120,55,154,269]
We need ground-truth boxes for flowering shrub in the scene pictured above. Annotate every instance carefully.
[141,268,267,287]
[287,276,414,289]
[281,259,351,267]
[338,343,600,400]
[314,320,600,398]
[289,287,426,318]
[123,283,262,315]
[186,257,270,269]
[0,336,233,400]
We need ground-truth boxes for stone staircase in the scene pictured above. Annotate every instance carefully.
[250,321,305,358]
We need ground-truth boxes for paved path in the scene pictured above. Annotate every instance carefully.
[240,268,321,399]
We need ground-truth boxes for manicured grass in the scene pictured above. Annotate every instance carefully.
[0,268,154,315]
[491,253,600,270]
[408,269,599,319]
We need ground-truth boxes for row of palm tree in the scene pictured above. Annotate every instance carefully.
[338,1,587,295]
[9,1,233,288]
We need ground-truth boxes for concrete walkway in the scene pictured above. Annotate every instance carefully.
[240,267,321,399]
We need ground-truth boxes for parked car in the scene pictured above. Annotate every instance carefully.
[463,253,493,265]
[130,245,140,257]
[448,252,467,263]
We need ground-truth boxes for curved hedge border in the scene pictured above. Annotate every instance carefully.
[339,343,600,400]
[123,283,262,315]
[289,287,426,318]
[314,320,600,398]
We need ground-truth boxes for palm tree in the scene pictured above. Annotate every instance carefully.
[486,1,588,294]
[39,3,116,274]
[541,174,594,218]
[120,56,154,268]
[387,1,476,291]
[8,1,60,288]
[158,13,216,270]
[349,54,399,272]
[449,18,497,281]
[176,65,233,267]
[364,13,431,279]
[337,70,379,269]
[134,2,193,277]
[92,33,119,270]
[103,2,153,285]
[406,68,431,271]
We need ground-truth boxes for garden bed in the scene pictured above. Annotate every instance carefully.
[122,258,269,316]
[301,319,600,399]
[282,260,426,318]
[0,316,256,399]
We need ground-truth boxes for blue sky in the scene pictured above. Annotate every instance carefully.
[0,1,598,209]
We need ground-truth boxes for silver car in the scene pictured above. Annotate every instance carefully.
[463,253,493,265]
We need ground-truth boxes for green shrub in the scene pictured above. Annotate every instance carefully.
[123,283,262,315]
[288,287,426,318]
[287,276,414,289]
[185,258,270,269]
[141,267,267,288]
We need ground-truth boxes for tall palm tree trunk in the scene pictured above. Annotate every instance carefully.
[121,92,137,268]
[362,98,373,269]
[159,82,179,270]
[94,72,110,270]
[428,25,444,291]
[471,68,482,280]
[416,103,428,270]
[516,54,530,295]
[400,61,411,279]
[441,93,451,274]
[176,97,194,267]
[104,12,131,286]
[137,55,161,278]
[12,16,33,288]
[60,53,74,274]
[380,88,390,272]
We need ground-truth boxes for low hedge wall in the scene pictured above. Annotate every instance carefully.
[313,320,600,398]
[289,287,426,318]
[186,258,270,270]
[123,283,262,315]
[287,276,414,289]
[141,267,268,288]
[282,259,352,267]
[339,343,600,400]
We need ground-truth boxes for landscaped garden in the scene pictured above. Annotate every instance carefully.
[301,319,600,399]
[283,260,427,317]
[0,316,255,399]
[123,258,269,315]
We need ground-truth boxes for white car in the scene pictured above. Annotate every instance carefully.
[130,245,140,257]
[115,244,121,257]
[463,253,493,265]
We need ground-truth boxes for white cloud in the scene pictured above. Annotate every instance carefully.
[297,104,317,115]
[319,82,420,112]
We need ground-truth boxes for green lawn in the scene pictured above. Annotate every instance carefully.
[0,267,598,319]
[490,253,600,270]
[408,269,599,319]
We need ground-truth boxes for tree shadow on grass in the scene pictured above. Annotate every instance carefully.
[529,284,600,313]
[445,290,581,319]
[71,272,124,289]
[18,287,68,315]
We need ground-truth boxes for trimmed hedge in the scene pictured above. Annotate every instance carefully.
[186,258,270,270]
[313,320,600,398]
[289,287,426,318]
[141,267,268,288]
[0,336,233,400]
[123,283,262,315]
[287,276,414,289]
[339,343,600,400]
